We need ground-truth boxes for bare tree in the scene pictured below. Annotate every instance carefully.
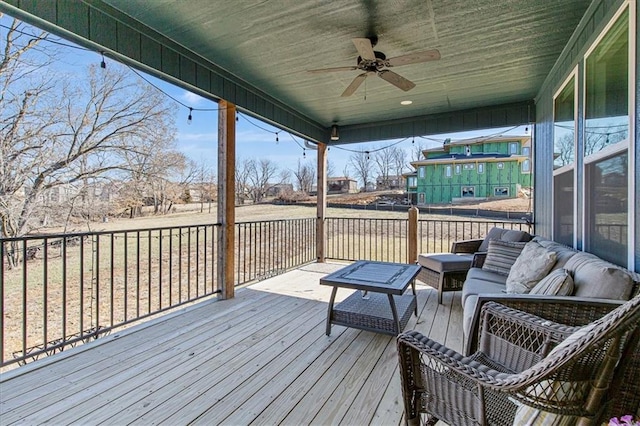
[349,149,373,191]
[292,159,315,193]
[247,158,280,202]
[410,141,427,162]
[235,158,252,205]
[326,159,336,178]
[373,147,394,189]
[0,19,176,265]
[554,133,574,168]
[391,146,408,178]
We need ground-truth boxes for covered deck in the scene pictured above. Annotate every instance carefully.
[0,262,462,425]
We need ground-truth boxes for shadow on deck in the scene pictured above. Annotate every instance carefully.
[0,262,463,425]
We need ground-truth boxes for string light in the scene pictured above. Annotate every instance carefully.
[412,136,415,144]
[100,51,106,69]
[275,132,279,143]
[365,151,370,160]
[303,148,306,158]
[187,107,193,125]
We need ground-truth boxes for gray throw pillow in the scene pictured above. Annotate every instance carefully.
[506,240,557,294]
[482,240,526,276]
[529,268,574,296]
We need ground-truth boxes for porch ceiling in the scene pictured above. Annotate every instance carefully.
[0,0,592,142]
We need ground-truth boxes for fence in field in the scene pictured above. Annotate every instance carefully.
[1,215,529,367]
[326,217,533,263]
[0,218,316,368]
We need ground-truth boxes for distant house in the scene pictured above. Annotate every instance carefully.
[376,175,406,190]
[265,183,294,197]
[407,136,532,205]
[327,177,358,194]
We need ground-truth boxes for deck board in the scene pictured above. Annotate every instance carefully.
[0,262,463,425]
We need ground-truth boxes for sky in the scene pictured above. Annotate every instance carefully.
[3,14,528,182]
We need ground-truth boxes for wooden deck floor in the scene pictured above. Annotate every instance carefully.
[0,262,463,425]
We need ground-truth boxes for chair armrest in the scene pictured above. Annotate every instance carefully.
[477,301,577,372]
[464,294,624,355]
[451,239,483,254]
[471,252,487,268]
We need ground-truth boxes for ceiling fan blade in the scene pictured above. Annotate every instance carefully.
[352,38,376,61]
[341,72,370,97]
[307,66,359,74]
[386,49,441,67]
[377,70,416,91]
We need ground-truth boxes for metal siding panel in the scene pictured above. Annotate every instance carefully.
[117,22,141,62]
[12,0,56,22]
[161,46,179,79]
[89,6,117,51]
[140,35,162,70]
[58,0,88,38]
[179,57,197,87]
[195,64,210,93]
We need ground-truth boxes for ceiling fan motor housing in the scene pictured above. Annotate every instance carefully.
[357,51,387,71]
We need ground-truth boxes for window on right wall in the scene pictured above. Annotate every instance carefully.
[583,6,629,266]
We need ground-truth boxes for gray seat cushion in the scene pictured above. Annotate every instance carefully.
[461,277,505,305]
[417,253,474,272]
[466,267,509,285]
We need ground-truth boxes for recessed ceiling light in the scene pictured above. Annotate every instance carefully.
[400,100,413,105]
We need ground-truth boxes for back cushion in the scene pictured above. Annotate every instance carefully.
[478,227,531,252]
[564,253,634,300]
[482,240,526,276]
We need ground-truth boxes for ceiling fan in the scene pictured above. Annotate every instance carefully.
[307,36,440,97]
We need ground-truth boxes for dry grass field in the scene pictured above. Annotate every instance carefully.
[2,200,531,369]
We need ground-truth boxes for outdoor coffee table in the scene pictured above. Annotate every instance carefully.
[320,260,421,336]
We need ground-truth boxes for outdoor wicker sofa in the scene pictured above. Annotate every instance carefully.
[397,294,640,425]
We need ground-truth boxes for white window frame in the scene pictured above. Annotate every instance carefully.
[455,164,461,175]
[509,142,519,155]
[497,162,504,169]
[463,163,475,170]
[445,165,452,178]
[477,163,485,174]
[521,159,531,174]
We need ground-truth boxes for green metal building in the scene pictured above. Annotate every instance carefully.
[406,136,532,205]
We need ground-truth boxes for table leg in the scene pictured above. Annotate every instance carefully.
[387,294,401,335]
[411,279,418,316]
[326,286,338,336]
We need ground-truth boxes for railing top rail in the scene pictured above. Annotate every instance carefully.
[236,217,315,225]
[0,223,223,242]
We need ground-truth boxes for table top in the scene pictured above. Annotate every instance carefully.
[319,260,420,295]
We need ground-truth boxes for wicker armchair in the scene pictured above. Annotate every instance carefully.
[397,294,640,426]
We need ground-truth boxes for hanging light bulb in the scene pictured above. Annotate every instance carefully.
[275,132,279,143]
[412,136,415,145]
[365,150,370,160]
[187,107,193,125]
[100,52,106,69]
[303,148,306,159]
[235,113,239,122]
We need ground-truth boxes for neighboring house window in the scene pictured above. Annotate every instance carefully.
[445,165,452,178]
[522,146,531,156]
[494,187,509,196]
[497,162,504,169]
[407,176,417,187]
[418,167,425,178]
[477,163,485,174]
[461,186,475,197]
[509,142,519,154]
[463,164,475,170]
[418,193,425,204]
[455,165,461,175]
[521,159,531,173]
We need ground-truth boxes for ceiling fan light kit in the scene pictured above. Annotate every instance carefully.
[308,36,440,97]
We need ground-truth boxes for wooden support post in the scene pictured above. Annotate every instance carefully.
[408,206,419,264]
[217,100,236,299]
[317,142,327,263]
